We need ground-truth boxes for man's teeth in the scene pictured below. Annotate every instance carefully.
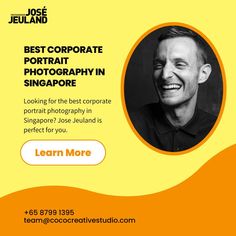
[162,84,181,89]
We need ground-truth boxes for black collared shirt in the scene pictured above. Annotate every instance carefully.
[130,103,217,152]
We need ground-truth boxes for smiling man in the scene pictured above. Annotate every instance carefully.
[130,26,217,152]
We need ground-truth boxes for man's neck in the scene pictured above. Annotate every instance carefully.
[162,98,197,128]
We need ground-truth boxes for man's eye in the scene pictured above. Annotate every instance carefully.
[175,62,187,69]
[154,63,163,70]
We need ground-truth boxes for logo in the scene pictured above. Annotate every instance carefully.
[9,7,48,24]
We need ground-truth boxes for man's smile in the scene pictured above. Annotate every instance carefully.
[159,83,182,91]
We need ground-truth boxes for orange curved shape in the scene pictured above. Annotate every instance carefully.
[1,145,236,234]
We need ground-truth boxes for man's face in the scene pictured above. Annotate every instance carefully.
[153,37,202,107]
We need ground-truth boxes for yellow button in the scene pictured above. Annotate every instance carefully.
[21,140,105,165]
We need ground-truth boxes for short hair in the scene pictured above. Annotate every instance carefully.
[157,26,208,64]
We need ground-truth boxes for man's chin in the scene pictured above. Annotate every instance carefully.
[159,97,181,107]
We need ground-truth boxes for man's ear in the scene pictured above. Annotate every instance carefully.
[198,64,212,84]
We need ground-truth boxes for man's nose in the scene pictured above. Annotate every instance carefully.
[162,63,174,80]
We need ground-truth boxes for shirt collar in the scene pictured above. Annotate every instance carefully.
[152,105,200,136]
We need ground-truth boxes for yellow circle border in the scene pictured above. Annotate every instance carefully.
[121,22,226,155]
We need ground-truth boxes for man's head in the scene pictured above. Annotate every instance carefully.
[153,26,212,107]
